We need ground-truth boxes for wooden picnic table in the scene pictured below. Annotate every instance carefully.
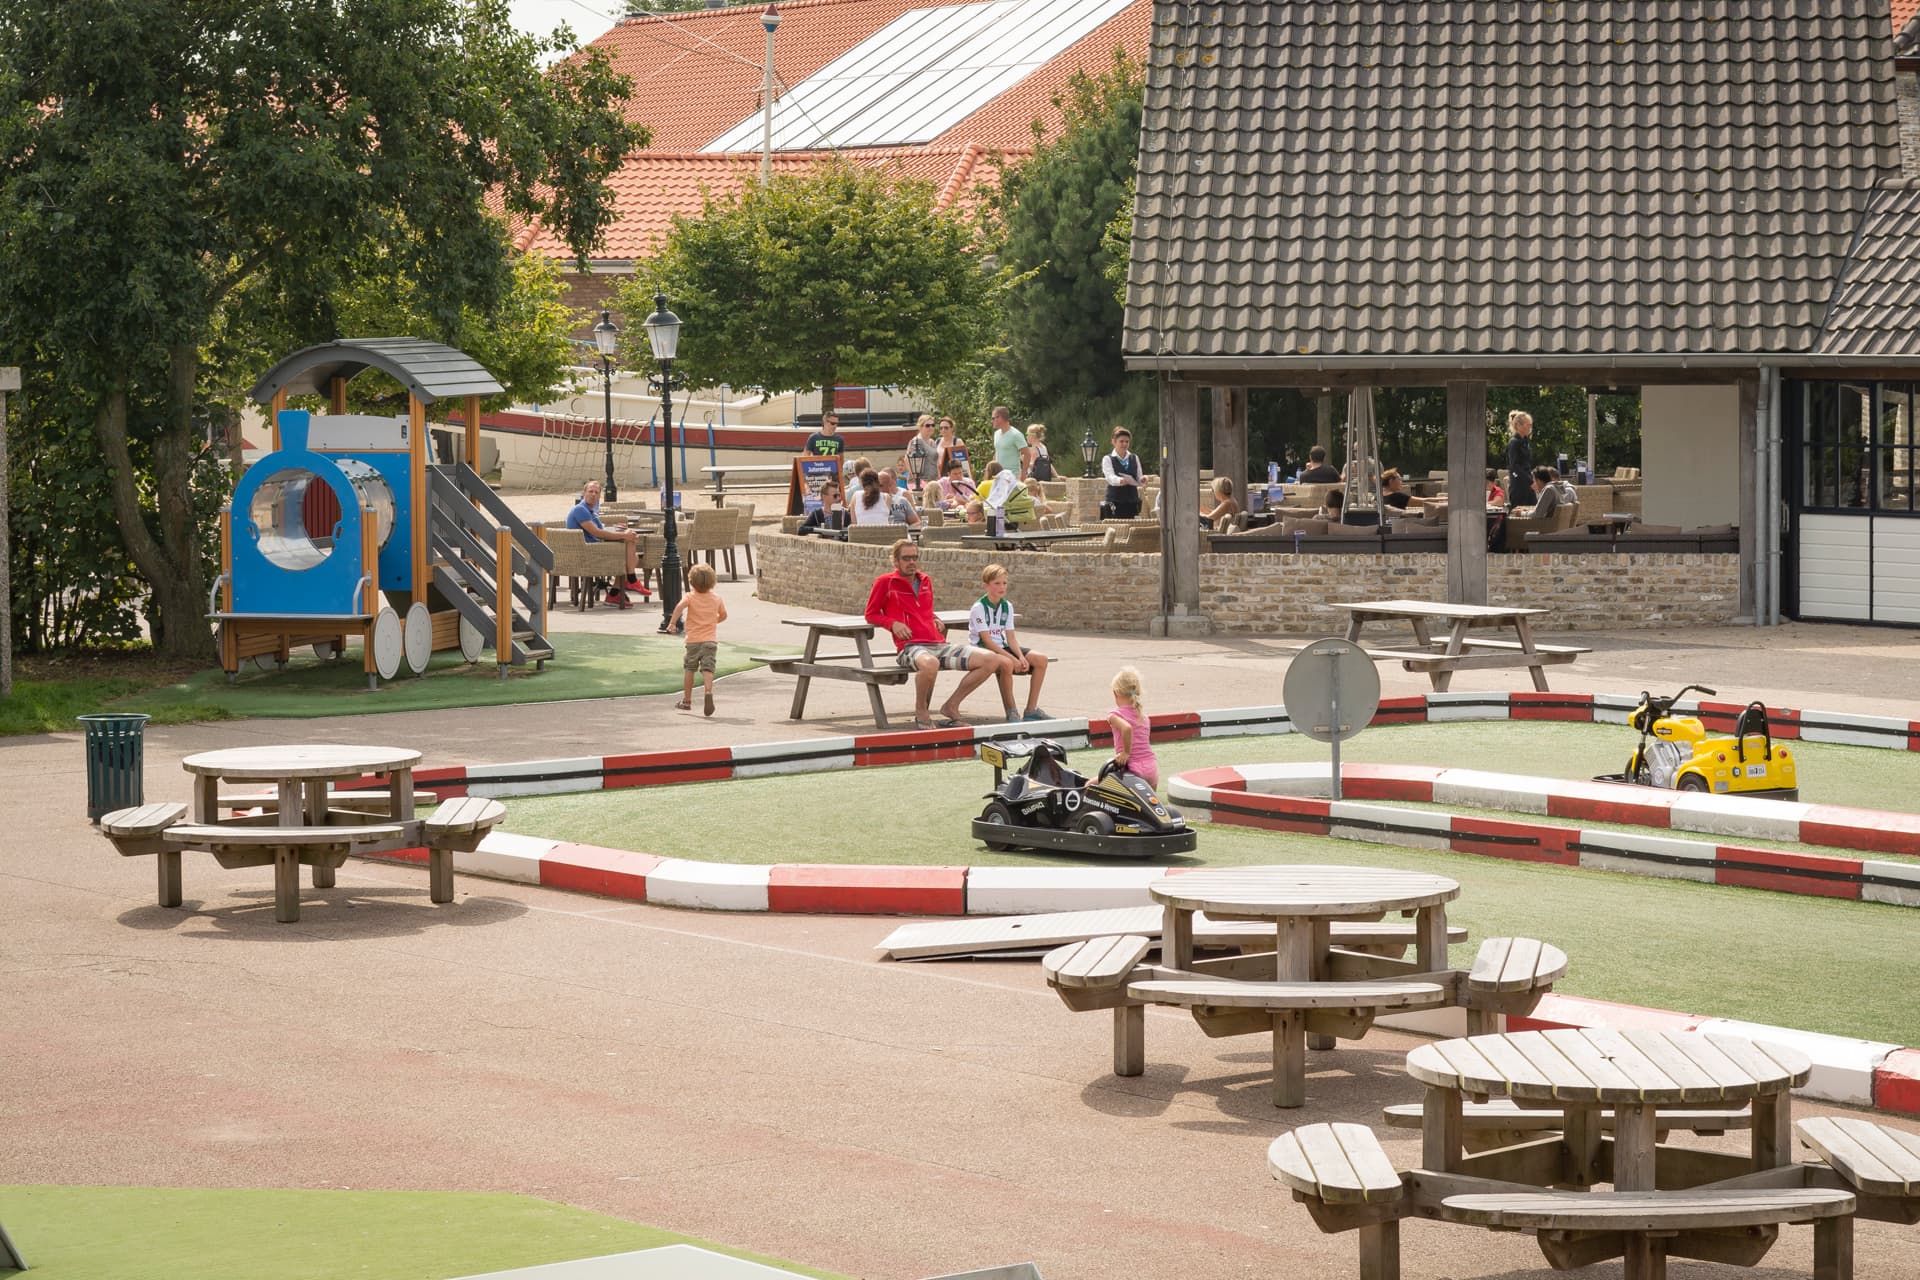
[1400,1028,1825,1278]
[699,462,792,504]
[960,529,1104,551]
[1328,598,1588,692]
[1142,864,1460,1105]
[1406,1028,1809,1191]
[759,609,983,730]
[176,744,424,920]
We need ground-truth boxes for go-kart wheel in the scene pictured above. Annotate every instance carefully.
[1677,774,1710,793]
[977,801,1019,852]
[1073,811,1115,838]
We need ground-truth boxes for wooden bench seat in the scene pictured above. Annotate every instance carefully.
[1128,978,1446,1011]
[161,822,407,923]
[1462,936,1568,1032]
[1195,918,1466,956]
[1440,1189,1856,1278]
[100,802,188,850]
[1268,1123,1407,1279]
[1132,978,1448,1108]
[1364,647,1581,673]
[1455,638,1593,655]
[1798,1116,1920,1198]
[1383,1098,1750,1150]
[1042,935,1155,1076]
[100,802,191,903]
[221,790,436,816]
[419,795,507,903]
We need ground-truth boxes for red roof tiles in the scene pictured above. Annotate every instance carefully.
[522,0,1149,263]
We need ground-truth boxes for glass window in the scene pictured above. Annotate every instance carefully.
[1839,385,1870,508]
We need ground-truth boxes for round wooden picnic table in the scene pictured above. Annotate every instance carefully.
[1149,864,1459,973]
[180,744,424,890]
[1406,1028,1812,1192]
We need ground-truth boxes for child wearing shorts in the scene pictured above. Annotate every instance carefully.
[670,563,727,716]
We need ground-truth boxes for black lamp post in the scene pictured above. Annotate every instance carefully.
[645,291,684,633]
[1079,426,1099,476]
[592,310,620,501]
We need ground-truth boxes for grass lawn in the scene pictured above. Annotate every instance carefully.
[0,1185,847,1280]
[36,633,748,727]
[500,722,1920,1044]
[0,652,227,737]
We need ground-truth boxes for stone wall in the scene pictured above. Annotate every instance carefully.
[1900,70,1920,179]
[752,531,1742,633]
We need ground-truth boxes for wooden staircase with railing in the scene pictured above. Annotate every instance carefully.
[426,464,555,677]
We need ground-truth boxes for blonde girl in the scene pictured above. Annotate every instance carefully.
[1107,667,1158,793]
[1503,410,1534,510]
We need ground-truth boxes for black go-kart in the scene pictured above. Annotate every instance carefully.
[971,737,1197,858]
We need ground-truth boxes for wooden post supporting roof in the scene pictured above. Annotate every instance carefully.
[1156,378,1208,635]
[1210,387,1248,507]
[465,394,482,471]
[409,395,428,607]
[269,389,287,450]
[329,375,347,415]
[0,366,16,699]
[1738,373,1759,621]
[1445,380,1489,605]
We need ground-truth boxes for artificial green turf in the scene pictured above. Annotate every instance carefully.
[500,721,1920,1044]
[0,1186,847,1280]
[111,632,754,722]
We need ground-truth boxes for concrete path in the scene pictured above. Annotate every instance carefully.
[6,572,1920,1279]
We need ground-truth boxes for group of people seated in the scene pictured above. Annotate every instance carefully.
[803,452,1055,535]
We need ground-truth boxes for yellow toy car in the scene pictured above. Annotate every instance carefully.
[1597,685,1798,800]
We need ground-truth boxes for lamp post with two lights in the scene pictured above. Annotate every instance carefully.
[643,292,685,632]
[591,310,620,501]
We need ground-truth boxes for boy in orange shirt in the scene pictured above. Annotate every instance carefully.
[669,563,727,716]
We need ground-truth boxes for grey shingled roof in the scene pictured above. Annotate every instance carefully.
[1817,180,1920,356]
[1125,2,1904,369]
[249,338,504,405]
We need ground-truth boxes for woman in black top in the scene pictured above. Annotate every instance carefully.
[1504,411,1533,510]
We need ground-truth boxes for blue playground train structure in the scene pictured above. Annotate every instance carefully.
[215,339,555,686]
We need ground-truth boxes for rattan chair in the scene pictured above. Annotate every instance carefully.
[682,507,737,581]
[726,501,757,574]
[543,526,628,610]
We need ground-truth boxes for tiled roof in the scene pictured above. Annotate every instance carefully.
[1817,181,1920,356]
[1895,0,1920,37]
[1897,11,1920,54]
[526,0,1149,263]
[1124,2,1904,368]
[513,144,1002,260]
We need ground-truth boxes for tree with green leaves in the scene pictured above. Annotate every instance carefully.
[990,50,1144,409]
[0,0,642,658]
[627,160,1011,416]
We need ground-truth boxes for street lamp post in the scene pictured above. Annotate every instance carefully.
[1079,426,1099,476]
[592,310,620,501]
[644,292,685,633]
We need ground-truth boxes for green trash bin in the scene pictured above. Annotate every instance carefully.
[79,712,151,823]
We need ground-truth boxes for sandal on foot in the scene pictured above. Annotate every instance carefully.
[935,717,966,729]
[1023,708,1052,721]
[703,689,715,717]
[673,700,691,711]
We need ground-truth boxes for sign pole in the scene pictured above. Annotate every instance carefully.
[1328,653,1342,801]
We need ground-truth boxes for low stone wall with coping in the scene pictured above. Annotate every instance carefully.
[750,531,1742,633]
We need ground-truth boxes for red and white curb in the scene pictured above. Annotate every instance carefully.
[1166,762,1920,904]
[347,690,1920,1116]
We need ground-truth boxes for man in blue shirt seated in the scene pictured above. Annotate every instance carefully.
[565,479,651,605]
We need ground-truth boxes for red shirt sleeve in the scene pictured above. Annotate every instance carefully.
[864,575,893,629]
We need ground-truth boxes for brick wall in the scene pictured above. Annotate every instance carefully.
[561,273,628,340]
[753,532,1743,633]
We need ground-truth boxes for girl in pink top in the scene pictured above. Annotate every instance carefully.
[1106,666,1158,793]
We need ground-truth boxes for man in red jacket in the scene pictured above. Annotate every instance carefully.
[865,539,1007,728]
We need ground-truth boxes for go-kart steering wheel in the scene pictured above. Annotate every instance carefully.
[1097,758,1123,782]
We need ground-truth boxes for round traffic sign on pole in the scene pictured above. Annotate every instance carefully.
[1282,637,1380,799]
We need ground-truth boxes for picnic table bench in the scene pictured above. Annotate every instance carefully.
[699,463,792,505]
[1278,1027,1866,1280]
[755,609,1004,730]
[1328,599,1590,692]
[97,745,504,922]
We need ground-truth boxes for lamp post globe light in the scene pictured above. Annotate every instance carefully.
[592,310,620,501]
[645,291,685,633]
[1080,426,1099,476]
